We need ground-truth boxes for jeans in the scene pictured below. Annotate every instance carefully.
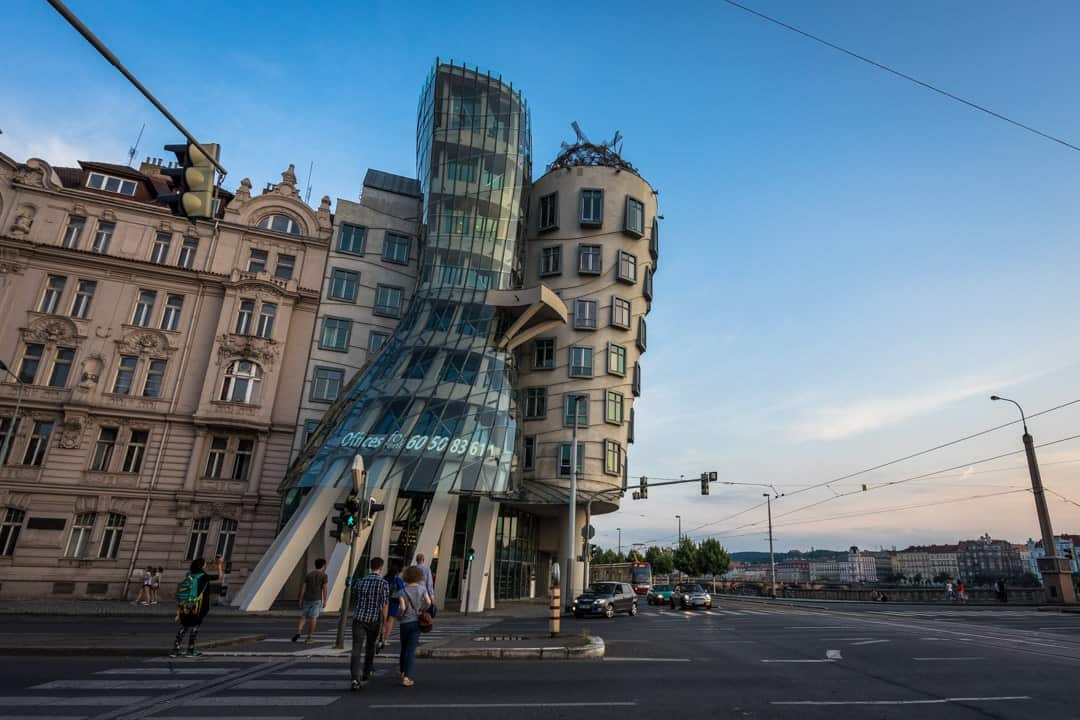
[350,619,381,682]
[399,621,421,678]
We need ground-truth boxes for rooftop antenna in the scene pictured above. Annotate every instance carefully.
[126,123,146,167]
[304,161,314,204]
[571,121,590,145]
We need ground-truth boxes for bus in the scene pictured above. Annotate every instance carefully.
[590,561,653,595]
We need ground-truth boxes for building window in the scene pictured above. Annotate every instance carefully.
[91,222,114,254]
[625,197,645,236]
[70,280,96,320]
[402,349,437,380]
[205,436,227,478]
[563,394,589,428]
[247,248,268,273]
[122,430,148,473]
[643,266,654,303]
[221,361,263,403]
[628,407,635,444]
[328,268,359,302]
[605,390,625,425]
[142,359,167,398]
[39,275,66,314]
[383,233,411,265]
[131,290,156,327]
[533,338,555,370]
[178,237,198,269]
[578,245,602,275]
[608,343,627,377]
[650,218,659,263]
[160,294,184,331]
[540,246,561,277]
[257,214,301,235]
[524,387,547,419]
[637,316,648,352]
[302,419,321,447]
[18,344,44,384]
[86,172,137,196]
[569,346,593,378]
[112,355,138,395]
[611,297,631,329]
[62,216,86,248]
[98,512,126,560]
[217,518,238,561]
[0,508,25,557]
[604,439,624,475]
[426,302,455,332]
[311,367,344,402]
[150,232,172,264]
[235,299,254,335]
[0,417,17,465]
[274,254,295,280]
[320,317,352,351]
[558,442,586,476]
[573,299,597,330]
[48,348,75,388]
[632,362,641,396]
[256,303,276,338]
[440,352,480,385]
[367,331,389,354]
[232,439,254,481]
[374,285,403,317]
[523,435,536,470]
[538,192,558,231]
[65,511,96,558]
[580,189,603,226]
[338,224,366,254]
[186,517,211,560]
[91,426,118,472]
[617,251,638,284]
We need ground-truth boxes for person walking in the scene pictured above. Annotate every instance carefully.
[945,580,953,602]
[350,557,389,691]
[172,556,224,657]
[395,565,432,687]
[999,577,1008,603]
[415,553,436,616]
[150,567,163,605]
[957,580,967,603]
[381,560,404,650]
[134,565,153,605]
[293,558,328,643]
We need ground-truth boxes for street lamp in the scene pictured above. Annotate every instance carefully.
[763,493,776,598]
[675,514,681,545]
[616,527,621,557]
[566,394,588,612]
[0,360,25,466]
[991,395,1075,604]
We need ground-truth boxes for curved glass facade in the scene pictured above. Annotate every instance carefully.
[283,63,532,500]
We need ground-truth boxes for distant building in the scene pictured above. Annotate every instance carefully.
[1027,535,1080,581]
[958,534,1023,582]
[841,546,878,583]
[809,557,843,582]
[894,544,959,582]
[774,559,810,583]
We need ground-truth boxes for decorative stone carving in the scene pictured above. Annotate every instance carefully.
[317,195,332,230]
[23,316,79,345]
[13,164,45,188]
[101,209,116,222]
[0,491,31,510]
[217,333,278,366]
[117,329,171,357]
[8,205,35,238]
[0,250,26,276]
[233,281,285,299]
[77,354,104,389]
[94,326,113,339]
[108,497,141,515]
[58,413,86,449]
[74,496,100,513]
[235,178,253,203]
[158,219,174,232]
[194,501,239,520]
[280,164,297,188]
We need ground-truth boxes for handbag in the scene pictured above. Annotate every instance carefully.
[403,587,434,634]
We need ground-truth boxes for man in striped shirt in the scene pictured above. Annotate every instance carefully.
[351,557,389,691]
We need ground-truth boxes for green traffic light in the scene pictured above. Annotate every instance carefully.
[346,515,356,527]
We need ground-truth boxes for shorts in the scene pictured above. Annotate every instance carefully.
[301,600,322,619]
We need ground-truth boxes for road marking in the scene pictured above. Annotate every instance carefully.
[369,702,638,709]
[96,668,230,675]
[826,649,843,660]
[820,638,874,641]
[852,639,890,646]
[785,626,858,630]
[235,680,345,690]
[0,716,89,719]
[0,698,148,707]
[913,657,985,661]
[602,657,691,662]
[761,659,837,663]
[180,697,340,707]
[772,696,1029,706]
[29,680,197,690]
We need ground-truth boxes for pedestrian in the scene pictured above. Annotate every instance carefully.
[395,565,432,687]
[134,565,153,605]
[957,580,967,603]
[993,578,1003,601]
[292,558,328,643]
[1000,577,1008,603]
[172,556,224,657]
[215,555,228,606]
[151,566,163,605]
[381,560,404,650]
[350,557,390,691]
[415,553,437,617]
[945,580,953,602]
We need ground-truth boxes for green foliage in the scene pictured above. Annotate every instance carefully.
[697,538,731,577]
[1018,571,1042,588]
[673,537,700,576]
[645,546,675,574]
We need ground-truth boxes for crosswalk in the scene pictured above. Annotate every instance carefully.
[643,607,811,618]
[257,623,482,656]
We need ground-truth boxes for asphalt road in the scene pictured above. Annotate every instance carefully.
[2,597,1080,718]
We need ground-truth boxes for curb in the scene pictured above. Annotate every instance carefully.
[417,635,604,660]
[0,634,266,656]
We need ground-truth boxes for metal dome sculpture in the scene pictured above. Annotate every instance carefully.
[546,122,638,174]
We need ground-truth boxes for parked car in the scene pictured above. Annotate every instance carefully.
[647,583,674,605]
[572,582,639,618]
[671,583,712,610]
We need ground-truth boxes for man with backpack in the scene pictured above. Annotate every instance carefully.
[172,556,224,657]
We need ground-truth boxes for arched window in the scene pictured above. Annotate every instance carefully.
[220,360,263,403]
[257,214,301,236]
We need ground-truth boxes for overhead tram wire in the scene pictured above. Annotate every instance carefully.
[719,0,1080,154]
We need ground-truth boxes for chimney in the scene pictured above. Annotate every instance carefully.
[139,157,163,176]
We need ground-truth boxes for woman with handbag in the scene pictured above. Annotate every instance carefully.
[395,565,433,687]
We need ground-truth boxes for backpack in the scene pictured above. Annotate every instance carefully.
[176,572,204,617]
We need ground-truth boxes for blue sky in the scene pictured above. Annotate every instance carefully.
[4,0,1080,554]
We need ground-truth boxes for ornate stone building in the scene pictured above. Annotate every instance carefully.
[0,152,330,598]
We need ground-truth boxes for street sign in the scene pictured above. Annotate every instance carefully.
[581,524,595,540]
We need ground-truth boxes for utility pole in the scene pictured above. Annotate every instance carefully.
[566,394,585,612]
[675,515,682,545]
[763,493,776,598]
[617,528,622,557]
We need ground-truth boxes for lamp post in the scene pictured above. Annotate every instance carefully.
[617,527,622,557]
[991,395,1075,604]
[675,515,681,545]
[763,493,776,598]
[566,394,587,612]
[0,360,25,466]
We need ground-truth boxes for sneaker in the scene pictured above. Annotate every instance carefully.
[291,633,300,643]
[185,649,202,657]
[401,677,414,687]
[140,601,150,606]
[169,649,182,658]
[150,601,158,605]
[350,680,361,692]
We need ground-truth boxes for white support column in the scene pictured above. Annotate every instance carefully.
[368,485,400,563]
[433,494,459,604]
[323,523,373,613]
[410,485,456,567]
[464,498,499,613]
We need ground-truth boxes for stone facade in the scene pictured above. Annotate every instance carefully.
[0,153,329,599]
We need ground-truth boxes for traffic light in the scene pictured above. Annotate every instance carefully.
[361,496,385,527]
[639,476,648,500]
[701,472,710,495]
[467,547,475,563]
[343,492,361,529]
[330,502,348,542]
[159,142,220,219]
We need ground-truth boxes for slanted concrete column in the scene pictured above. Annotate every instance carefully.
[323,523,373,613]
[410,482,456,567]
[464,498,499,613]
[433,494,459,604]
[368,485,400,563]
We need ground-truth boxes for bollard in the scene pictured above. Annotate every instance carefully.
[549,585,561,637]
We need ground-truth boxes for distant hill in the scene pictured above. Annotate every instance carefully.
[730,549,848,563]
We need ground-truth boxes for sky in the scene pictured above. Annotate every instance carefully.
[4,0,1080,555]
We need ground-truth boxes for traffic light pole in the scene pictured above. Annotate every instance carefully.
[333,528,357,650]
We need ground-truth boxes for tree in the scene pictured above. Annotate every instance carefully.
[673,538,700,576]
[646,545,675,575]
[933,572,951,585]
[1018,571,1042,588]
[697,538,731,577]
[912,573,924,586]
[627,548,643,562]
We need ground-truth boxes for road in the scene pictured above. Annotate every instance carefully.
[2,596,1079,718]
